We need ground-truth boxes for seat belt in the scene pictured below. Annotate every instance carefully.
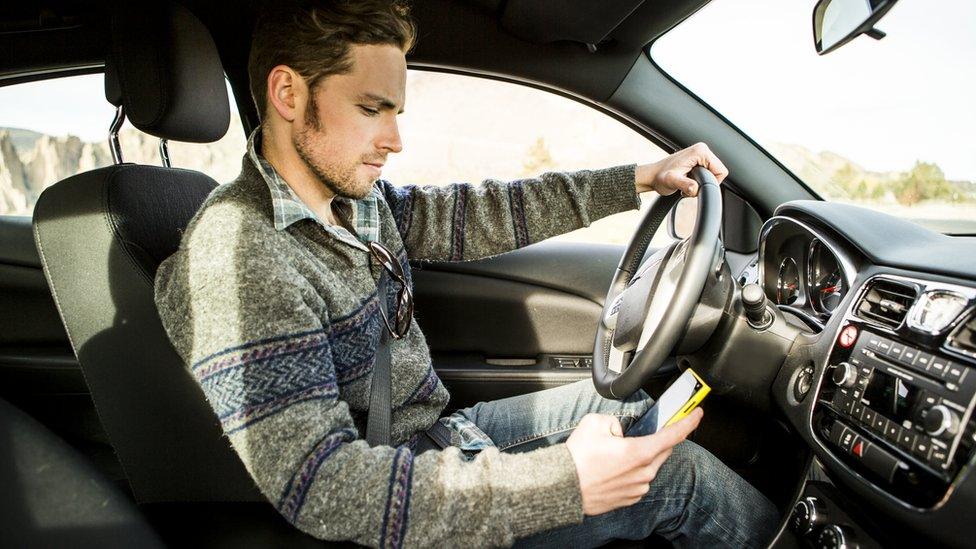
[366,274,393,447]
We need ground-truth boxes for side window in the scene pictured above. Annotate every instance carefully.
[383,71,675,245]
[0,73,246,217]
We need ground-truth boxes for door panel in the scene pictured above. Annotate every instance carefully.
[412,240,630,408]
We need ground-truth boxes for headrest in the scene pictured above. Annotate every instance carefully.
[105,3,229,143]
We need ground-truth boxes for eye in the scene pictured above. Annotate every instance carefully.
[359,105,380,117]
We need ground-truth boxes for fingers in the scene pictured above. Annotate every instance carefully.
[660,169,698,197]
[691,142,729,184]
[610,417,624,437]
[657,407,704,447]
[631,407,703,462]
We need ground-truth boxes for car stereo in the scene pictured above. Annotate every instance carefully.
[812,325,976,508]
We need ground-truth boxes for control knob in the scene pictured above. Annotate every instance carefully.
[923,405,960,438]
[741,283,772,329]
[831,362,857,388]
[816,524,858,549]
[790,496,827,536]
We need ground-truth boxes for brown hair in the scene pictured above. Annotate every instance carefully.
[248,0,416,121]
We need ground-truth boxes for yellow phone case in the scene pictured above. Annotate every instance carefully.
[663,368,711,428]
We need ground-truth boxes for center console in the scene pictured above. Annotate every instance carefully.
[809,275,976,509]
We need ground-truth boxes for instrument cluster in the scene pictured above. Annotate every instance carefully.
[759,217,855,324]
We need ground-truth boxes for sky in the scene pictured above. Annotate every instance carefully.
[652,0,976,181]
[1,0,973,181]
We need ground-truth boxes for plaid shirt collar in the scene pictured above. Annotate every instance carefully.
[246,128,381,249]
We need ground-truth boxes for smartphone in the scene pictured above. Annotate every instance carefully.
[625,368,710,437]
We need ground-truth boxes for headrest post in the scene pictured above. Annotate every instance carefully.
[159,139,171,167]
[109,105,125,164]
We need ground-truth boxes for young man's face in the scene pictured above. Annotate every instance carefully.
[294,44,406,200]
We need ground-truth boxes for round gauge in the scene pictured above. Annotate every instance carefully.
[777,257,800,305]
[808,239,845,315]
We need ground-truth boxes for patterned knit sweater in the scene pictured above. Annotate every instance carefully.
[154,150,639,548]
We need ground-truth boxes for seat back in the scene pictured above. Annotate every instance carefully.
[32,3,261,503]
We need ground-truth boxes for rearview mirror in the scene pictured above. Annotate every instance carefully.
[813,0,898,55]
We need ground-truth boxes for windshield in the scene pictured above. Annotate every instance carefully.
[652,0,975,234]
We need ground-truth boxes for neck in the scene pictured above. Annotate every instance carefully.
[260,125,339,225]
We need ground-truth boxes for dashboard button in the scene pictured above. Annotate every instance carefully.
[900,346,919,365]
[865,333,883,351]
[839,428,857,453]
[828,421,847,447]
[898,430,916,451]
[862,408,877,427]
[944,362,967,384]
[929,356,949,377]
[920,391,940,408]
[877,339,893,354]
[930,447,951,470]
[832,392,850,413]
[874,415,889,433]
[888,341,906,360]
[885,422,902,443]
[851,402,865,421]
[915,352,933,371]
[913,438,933,460]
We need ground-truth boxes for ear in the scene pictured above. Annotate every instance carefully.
[266,65,307,123]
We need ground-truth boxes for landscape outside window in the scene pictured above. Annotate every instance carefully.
[0,75,246,217]
[0,71,673,245]
[653,0,976,234]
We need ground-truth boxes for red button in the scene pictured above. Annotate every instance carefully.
[839,325,858,349]
[853,440,865,457]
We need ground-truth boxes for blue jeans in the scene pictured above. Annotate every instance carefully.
[452,379,780,548]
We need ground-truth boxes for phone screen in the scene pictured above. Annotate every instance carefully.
[625,369,707,437]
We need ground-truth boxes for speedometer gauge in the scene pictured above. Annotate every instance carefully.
[808,239,845,315]
[777,258,800,305]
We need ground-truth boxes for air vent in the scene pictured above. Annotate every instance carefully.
[948,314,976,358]
[855,279,917,329]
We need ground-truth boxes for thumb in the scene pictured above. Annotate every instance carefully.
[610,417,624,437]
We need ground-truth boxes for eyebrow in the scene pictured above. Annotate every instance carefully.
[359,93,404,114]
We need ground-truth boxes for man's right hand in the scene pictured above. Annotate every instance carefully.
[565,408,704,516]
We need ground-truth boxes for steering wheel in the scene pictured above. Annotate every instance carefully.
[592,166,723,399]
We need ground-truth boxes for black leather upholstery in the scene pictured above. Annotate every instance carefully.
[107,3,229,142]
[31,2,261,504]
[33,165,262,503]
[0,397,165,548]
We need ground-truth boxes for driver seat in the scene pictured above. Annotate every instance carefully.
[32,2,260,507]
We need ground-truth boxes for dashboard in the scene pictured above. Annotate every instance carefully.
[757,202,976,549]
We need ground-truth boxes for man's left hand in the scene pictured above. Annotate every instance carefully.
[635,142,729,197]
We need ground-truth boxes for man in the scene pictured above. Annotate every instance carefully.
[154,1,779,547]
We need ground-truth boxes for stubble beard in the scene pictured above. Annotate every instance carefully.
[294,110,374,201]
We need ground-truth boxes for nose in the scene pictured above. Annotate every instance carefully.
[378,116,403,154]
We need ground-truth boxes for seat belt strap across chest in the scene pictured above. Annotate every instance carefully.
[366,274,392,447]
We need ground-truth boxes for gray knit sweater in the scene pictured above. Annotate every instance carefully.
[154,150,639,547]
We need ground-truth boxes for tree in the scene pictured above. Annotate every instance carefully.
[894,161,953,206]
